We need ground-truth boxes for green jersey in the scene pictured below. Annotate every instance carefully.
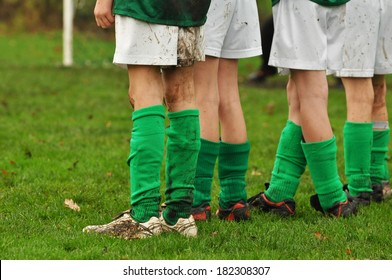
[272,0,350,6]
[114,0,211,27]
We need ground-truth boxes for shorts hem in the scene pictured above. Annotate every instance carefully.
[335,69,374,78]
[113,54,177,68]
[205,47,262,59]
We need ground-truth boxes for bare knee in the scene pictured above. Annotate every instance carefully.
[163,67,195,111]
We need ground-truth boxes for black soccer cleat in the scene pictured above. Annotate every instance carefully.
[248,184,295,217]
[310,194,358,218]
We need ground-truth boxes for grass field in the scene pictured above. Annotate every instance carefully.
[0,32,392,260]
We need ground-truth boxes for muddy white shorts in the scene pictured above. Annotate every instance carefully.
[204,0,262,59]
[375,0,392,75]
[114,15,205,68]
[337,0,381,77]
[269,0,346,75]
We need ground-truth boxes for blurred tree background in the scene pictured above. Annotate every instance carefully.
[0,0,95,32]
[0,0,272,33]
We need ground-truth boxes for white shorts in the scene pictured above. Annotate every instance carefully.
[113,16,205,68]
[375,0,392,75]
[337,0,381,77]
[269,0,346,75]
[204,0,262,59]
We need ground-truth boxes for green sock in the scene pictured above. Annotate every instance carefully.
[218,141,250,209]
[128,105,165,223]
[163,109,201,225]
[384,153,390,184]
[193,138,219,208]
[344,122,373,196]
[302,136,347,211]
[265,120,306,202]
[371,129,390,185]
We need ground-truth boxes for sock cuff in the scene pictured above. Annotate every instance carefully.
[219,140,250,155]
[344,121,373,130]
[278,121,305,156]
[344,121,373,139]
[167,109,199,119]
[286,119,302,133]
[200,138,220,156]
[301,136,336,158]
[132,105,165,121]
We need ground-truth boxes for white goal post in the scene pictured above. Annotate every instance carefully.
[63,0,74,66]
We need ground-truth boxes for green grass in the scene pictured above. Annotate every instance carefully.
[1,32,392,260]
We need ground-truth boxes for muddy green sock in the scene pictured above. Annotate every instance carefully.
[128,105,165,223]
[193,138,219,208]
[302,136,346,211]
[265,120,306,202]
[163,109,201,225]
[371,129,390,185]
[344,122,373,196]
[218,141,250,209]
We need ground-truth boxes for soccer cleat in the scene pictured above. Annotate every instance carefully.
[371,184,384,203]
[160,215,198,237]
[216,201,251,221]
[83,210,162,240]
[191,203,211,221]
[247,191,295,217]
[381,181,392,200]
[342,184,371,205]
[310,194,358,218]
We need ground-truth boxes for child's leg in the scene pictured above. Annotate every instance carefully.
[217,59,249,209]
[371,75,390,187]
[193,57,220,208]
[162,67,201,225]
[127,65,166,222]
[292,70,347,211]
[265,77,306,202]
[342,77,374,196]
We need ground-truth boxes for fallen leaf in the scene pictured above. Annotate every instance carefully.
[106,121,112,128]
[251,166,262,176]
[106,172,113,177]
[314,231,328,240]
[64,199,80,212]
[345,248,352,255]
[2,170,8,176]
[9,160,16,165]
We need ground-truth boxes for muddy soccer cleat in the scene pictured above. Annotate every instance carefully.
[371,184,384,203]
[216,201,251,221]
[310,194,358,218]
[160,215,198,237]
[83,210,162,240]
[342,185,371,206]
[247,191,295,217]
[191,203,211,221]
